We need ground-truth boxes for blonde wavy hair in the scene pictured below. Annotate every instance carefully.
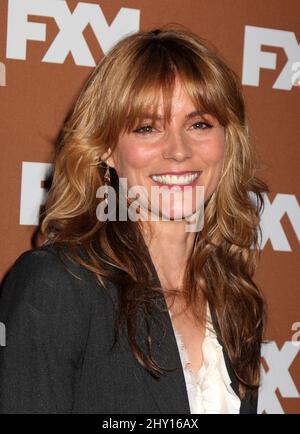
[41,26,268,401]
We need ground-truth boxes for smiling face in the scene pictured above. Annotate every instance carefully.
[104,77,225,223]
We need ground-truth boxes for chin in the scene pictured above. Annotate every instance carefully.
[161,207,197,221]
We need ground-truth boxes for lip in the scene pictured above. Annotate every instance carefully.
[149,171,202,190]
[150,170,201,176]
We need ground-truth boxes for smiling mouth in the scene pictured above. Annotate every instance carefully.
[150,171,201,186]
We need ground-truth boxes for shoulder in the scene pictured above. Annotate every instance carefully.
[0,244,114,325]
[4,243,93,285]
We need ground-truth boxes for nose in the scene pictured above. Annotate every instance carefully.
[161,130,192,162]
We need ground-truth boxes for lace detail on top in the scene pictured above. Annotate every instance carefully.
[168,304,241,414]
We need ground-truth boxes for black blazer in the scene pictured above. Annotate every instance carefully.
[0,244,258,414]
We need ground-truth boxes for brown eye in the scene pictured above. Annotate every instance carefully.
[133,125,154,134]
[192,121,213,130]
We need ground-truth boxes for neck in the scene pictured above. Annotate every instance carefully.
[141,220,196,290]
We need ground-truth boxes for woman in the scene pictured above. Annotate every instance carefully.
[0,27,267,414]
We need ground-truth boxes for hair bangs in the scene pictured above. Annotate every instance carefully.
[116,42,231,138]
[173,59,232,128]
[119,45,177,135]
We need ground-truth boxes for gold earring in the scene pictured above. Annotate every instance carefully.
[102,162,111,206]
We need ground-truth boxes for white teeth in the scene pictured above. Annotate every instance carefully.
[151,173,199,185]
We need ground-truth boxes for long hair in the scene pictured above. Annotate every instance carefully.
[41,25,268,399]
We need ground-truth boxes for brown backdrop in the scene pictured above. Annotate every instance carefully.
[0,0,299,413]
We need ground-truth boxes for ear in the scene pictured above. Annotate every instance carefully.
[100,148,116,169]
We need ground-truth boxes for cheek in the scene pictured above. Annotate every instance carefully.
[113,141,157,175]
[198,132,225,168]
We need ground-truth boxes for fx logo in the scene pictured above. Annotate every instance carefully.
[258,341,300,413]
[258,193,300,252]
[6,0,140,67]
[19,162,53,226]
[242,25,300,90]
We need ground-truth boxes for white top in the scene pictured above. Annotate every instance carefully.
[168,304,241,414]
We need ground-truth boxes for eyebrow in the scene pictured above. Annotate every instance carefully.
[135,110,208,120]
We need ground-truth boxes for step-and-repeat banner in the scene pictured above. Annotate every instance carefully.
[0,0,299,414]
